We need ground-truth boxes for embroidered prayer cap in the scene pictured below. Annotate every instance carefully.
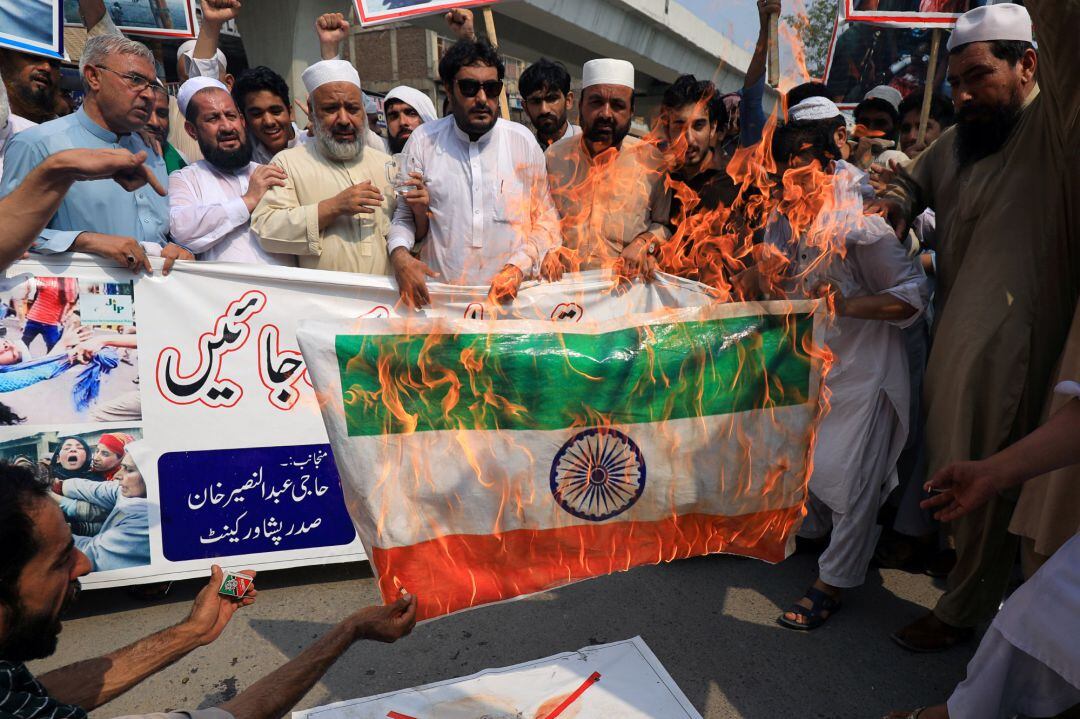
[582,58,635,90]
[863,85,903,113]
[946,3,1033,52]
[301,59,362,96]
[788,96,842,122]
[177,76,229,116]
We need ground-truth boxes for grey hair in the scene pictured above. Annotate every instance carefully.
[79,34,155,88]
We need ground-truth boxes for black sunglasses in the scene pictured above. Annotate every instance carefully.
[456,79,503,99]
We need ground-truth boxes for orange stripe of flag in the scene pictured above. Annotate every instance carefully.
[371,507,802,621]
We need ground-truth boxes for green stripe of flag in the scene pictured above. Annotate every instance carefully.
[336,314,813,437]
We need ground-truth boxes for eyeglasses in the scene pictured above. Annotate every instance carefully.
[93,65,158,94]
[456,79,503,99]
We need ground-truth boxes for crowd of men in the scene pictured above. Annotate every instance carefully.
[0,0,1077,718]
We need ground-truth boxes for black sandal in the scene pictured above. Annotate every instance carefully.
[777,586,842,631]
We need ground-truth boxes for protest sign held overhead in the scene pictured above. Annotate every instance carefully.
[62,0,197,37]
[841,0,986,28]
[354,0,499,27]
[0,0,63,59]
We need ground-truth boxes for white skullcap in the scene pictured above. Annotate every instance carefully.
[582,58,634,90]
[177,40,227,76]
[946,3,1032,52]
[301,59,362,96]
[384,85,437,124]
[862,85,903,112]
[177,76,229,116]
[789,96,841,122]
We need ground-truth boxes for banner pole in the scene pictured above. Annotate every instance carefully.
[482,6,511,120]
[767,11,780,88]
[917,28,942,146]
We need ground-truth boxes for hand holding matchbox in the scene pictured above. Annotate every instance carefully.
[218,570,255,599]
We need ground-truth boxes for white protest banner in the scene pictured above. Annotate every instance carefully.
[299,299,823,621]
[0,0,63,59]
[62,0,197,38]
[0,256,718,588]
[293,636,702,719]
[841,0,973,28]
[353,0,499,28]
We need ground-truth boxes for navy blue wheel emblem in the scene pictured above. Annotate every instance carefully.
[550,428,646,521]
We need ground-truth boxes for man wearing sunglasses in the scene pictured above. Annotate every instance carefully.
[0,35,193,275]
[387,38,561,308]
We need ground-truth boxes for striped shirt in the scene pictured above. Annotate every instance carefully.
[0,662,86,719]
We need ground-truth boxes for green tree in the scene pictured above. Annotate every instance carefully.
[784,0,839,79]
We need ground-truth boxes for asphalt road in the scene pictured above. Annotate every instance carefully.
[29,552,976,719]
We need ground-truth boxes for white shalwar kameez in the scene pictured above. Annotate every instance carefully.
[946,381,1080,719]
[766,163,929,588]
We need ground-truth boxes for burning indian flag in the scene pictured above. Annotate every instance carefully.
[298,299,824,621]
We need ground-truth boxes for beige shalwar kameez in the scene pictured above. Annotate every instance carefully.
[251,141,396,275]
[883,0,1080,627]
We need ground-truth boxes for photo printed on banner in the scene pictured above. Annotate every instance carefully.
[63,0,196,37]
[0,275,141,427]
[0,0,63,59]
[0,426,149,573]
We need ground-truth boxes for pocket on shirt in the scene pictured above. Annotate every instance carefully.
[491,177,527,225]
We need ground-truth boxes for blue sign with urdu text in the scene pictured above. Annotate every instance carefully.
[158,444,357,561]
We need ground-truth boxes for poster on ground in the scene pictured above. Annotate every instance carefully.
[353,0,499,28]
[293,637,703,719]
[824,9,952,107]
[62,0,197,38]
[0,256,751,589]
[0,0,63,59]
[841,0,989,28]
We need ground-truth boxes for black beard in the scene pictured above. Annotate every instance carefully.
[954,99,1022,168]
[388,133,409,154]
[0,599,65,663]
[583,119,631,151]
[15,82,51,111]
[202,134,254,172]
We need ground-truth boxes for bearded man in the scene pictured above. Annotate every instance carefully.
[169,77,294,265]
[879,2,1080,653]
[251,60,395,274]
[544,58,670,279]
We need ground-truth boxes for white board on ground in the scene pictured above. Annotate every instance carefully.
[291,636,702,719]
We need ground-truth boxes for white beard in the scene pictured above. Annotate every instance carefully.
[313,117,363,162]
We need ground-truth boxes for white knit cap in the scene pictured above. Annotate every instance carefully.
[789,96,841,122]
[384,85,437,123]
[862,84,903,112]
[582,58,634,90]
[177,40,227,76]
[946,3,1032,52]
[301,59,362,95]
[177,76,229,116]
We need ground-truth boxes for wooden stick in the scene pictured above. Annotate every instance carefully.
[482,6,511,120]
[917,29,942,146]
[766,12,780,88]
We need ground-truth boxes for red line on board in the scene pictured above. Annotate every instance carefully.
[543,672,602,719]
